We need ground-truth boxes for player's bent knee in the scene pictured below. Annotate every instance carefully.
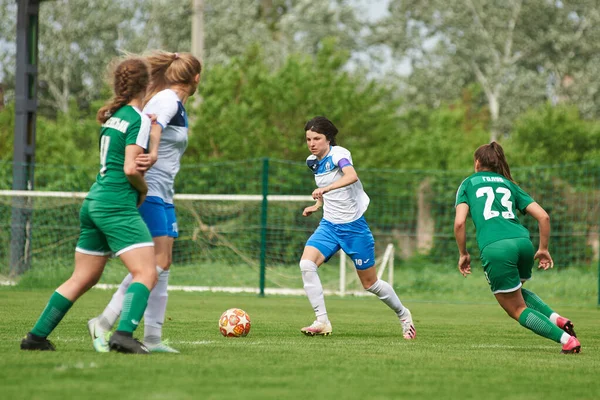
[87,274,103,289]
[148,269,159,287]
[511,306,527,321]
[69,277,94,293]
[299,259,318,273]
[357,267,378,289]
[156,263,171,273]
[156,255,172,270]
[60,274,97,300]
[361,278,377,290]
[132,267,158,289]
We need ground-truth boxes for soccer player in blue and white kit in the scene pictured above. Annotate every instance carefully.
[87,51,202,353]
[299,116,416,339]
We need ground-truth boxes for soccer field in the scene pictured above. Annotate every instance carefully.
[1,288,598,400]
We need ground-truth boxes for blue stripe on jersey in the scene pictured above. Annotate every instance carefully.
[306,155,337,175]
[316,155,335,175]
[168,102,188,128]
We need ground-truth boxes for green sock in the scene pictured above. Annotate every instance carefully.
[521,288,554,318]
[31,291,73,337]
[518,308,564,343]
[116,282,150,334]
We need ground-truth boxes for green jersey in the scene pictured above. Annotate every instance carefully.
[455,171,535,251]
[86,105,151,205]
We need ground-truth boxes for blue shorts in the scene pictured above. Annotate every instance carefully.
[138,196,178,238]
[306,216,375,270]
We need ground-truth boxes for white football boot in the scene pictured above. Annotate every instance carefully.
[87,317,110,352]
[301,320,333,336]
[399,309,416,340]
[144,339,180,353]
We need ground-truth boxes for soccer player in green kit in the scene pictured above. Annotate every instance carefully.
[20,57,157,354]
[454,142,581,354]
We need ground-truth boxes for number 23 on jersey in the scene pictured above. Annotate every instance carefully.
[476,186,515,220]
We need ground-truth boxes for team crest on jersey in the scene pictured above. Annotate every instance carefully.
[307,157,318,172]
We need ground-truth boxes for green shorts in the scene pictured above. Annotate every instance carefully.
[480,237,534,294]
[76,199,153,256]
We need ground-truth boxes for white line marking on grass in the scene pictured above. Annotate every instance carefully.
[93,284,371,297]
[55,362,98,371]
[175,340,216,345]
[172,340,265,346]
[53,337,85,343]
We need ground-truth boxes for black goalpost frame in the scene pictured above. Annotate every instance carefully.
[11,0,44,276]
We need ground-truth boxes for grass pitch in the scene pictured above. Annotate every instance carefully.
[1,288,599,400]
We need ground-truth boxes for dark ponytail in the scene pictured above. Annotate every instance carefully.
[474,141,515,182]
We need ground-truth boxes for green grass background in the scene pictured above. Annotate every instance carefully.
[1,265,599,400]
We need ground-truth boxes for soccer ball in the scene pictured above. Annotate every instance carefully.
[219,308,251,337]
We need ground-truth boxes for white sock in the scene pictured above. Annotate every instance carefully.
[366,279,406,318]
[560,332,570,345]
[100,273,133,329]
[299,260,328,323]
[144,267,169,344]
[549,312,559,325]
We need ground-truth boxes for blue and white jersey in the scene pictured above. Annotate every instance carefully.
[143,89,188,204]
[306,146,370,224]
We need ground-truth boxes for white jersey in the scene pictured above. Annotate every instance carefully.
[143,89,188,203]
[306,146,370,224]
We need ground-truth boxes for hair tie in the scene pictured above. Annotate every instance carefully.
[174,52,179,59]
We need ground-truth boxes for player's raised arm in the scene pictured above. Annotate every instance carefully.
[124,144,148,207]
[312,165,358,200]
[136,120,163,171]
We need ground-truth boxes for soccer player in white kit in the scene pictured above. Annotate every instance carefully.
[300,116,416,339]
[87,51,202,353]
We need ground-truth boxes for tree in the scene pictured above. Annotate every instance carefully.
[375,0,600,140]
[201,0,283,66]
[36,0,135,116]
[536,1,600,119]
[187,40,402,166]
[277,0,364,57]
[191,0,204,59]
[0,0,367,114]
[504,103,600,166]
[0,1,17,101]
[124,0,192,54]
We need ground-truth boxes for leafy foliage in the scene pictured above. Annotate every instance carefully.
[188,40,402,166]
[377,0,600,138]
[505,103,600,166]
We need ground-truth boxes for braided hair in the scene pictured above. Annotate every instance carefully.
[96,58,149,124]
